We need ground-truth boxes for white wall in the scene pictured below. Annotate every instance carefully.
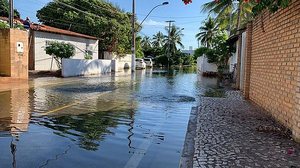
[62,59,112,77]
[239,32,247,90]
[197,55,218,73]
[34,31,99,71]
[229,51,237,73]
[103,52,131,71]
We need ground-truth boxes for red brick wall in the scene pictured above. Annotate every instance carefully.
[245,0,300,141]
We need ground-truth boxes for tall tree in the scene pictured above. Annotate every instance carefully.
[195,17,218,48]
[201,0,254,32]
[141,36,152,49]
[163,25,184,60]
[37,0,135,55]
[0,0,20,18]
[152,31,164,48]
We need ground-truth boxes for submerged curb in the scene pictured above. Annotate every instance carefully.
[179,107,197,168]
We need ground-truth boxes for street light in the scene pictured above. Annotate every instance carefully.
[139,2,169,27]
[132,1,169,72]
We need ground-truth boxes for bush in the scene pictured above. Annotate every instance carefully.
[45,41,75,69]
[194,47,208,59]
[0,20,9,29]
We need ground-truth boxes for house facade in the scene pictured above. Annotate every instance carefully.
[29,24,99,71]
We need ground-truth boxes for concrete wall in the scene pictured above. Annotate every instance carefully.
[0,29,28,79]
[197,55,218,73]
[62,59,112,77]
[103,52,131,71]
[31,31,98,71]
[242,0,300,141]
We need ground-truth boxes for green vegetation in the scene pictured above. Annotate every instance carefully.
[139,24,194,67]
[0,0,20,18]
[37,0,138,55]
[0,20,9,28]
[195,17,218,48]
[45,41,75,69]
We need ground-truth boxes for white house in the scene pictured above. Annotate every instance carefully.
[29,24,99,71]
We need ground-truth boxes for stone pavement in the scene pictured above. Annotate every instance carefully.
[181,91,300,168]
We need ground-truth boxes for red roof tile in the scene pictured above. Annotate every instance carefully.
[30,24,97,40]
[0,17,97,40]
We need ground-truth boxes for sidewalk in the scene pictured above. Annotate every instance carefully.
[181,91,300,168]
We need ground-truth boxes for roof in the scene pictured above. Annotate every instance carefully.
[0,17,97,40]
[31,24,98,40]
[0,16,23,24]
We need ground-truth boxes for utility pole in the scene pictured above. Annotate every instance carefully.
[166,20,175,69]
[131,0,136,72]
[9,0,14,28]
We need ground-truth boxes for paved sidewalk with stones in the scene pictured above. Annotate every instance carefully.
[192,91,300,168]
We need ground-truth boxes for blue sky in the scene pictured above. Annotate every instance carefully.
[14,0,211,49]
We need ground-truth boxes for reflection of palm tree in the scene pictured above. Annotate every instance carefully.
[195,17,218,48]
[152,31,164,48]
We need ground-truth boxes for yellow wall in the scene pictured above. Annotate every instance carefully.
[0,29,28,79]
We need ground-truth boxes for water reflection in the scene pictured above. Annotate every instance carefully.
[0,84,30,168]
[0,88,30,135]
[0,68,218,168]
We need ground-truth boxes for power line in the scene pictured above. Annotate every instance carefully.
[136,14,207,19]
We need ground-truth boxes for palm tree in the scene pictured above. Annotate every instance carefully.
[201,0,254,33]
[195,17,218,48]
[141,36,152,49]
[163,25,184,57]
[152,31,164,48]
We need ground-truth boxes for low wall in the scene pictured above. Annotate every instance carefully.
[197,55,218,73]
[104,52,132,71]
[62,59,112,77]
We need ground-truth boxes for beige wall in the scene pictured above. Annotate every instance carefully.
[243,0,300,141]
[32,31,99,71]
[0,29,28,79]
[104,52,132,71]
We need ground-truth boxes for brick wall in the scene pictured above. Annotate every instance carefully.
[0,29,29,79]
[243,0,300,141]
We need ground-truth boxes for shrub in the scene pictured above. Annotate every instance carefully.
[45,41,75,69]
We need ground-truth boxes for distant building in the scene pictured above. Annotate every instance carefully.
[182,46,195,56]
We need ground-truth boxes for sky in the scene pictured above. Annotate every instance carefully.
[14,0,211,49]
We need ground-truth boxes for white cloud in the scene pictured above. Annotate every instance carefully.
[141,19,167,27]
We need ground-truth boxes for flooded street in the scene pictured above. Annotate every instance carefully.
[0,69,217,168]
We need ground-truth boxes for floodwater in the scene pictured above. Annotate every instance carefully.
[0,68,217,168]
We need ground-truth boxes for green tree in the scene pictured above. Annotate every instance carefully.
[195,17,219,48]
[141,36,152,49]
[45,41,75,69]
[163,25,184,65]
[37,0,134,55]
[0,0,20,18]
[152,31,164,48]
[194,47,209,59]
[202,1,255,34]
[205,32,235,72]
[135,36,144,58]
